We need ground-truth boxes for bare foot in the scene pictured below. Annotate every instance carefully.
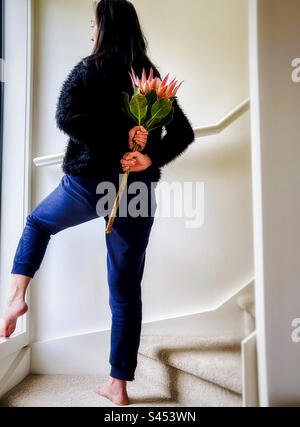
[0,293,28,338]
[95,376,130,405]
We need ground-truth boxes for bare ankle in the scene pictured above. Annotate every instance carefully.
[10,288,24,299]
[9,275,31,301]
[109,376,127,388]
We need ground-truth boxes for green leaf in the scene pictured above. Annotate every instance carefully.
[161,107,174,127]
[145,89,157,104]
[129,94,148,125]
[147,107,174,131]
[144,98,172,130]
[145,89,158,123]
[121,92,138,123]
[151,98,172,120]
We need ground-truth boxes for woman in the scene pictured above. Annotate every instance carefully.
[0,0,195,406]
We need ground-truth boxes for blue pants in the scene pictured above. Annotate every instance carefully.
[11,173,157,381]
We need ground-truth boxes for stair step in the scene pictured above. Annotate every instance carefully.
[0,374,190,407]
[138,335,242,395]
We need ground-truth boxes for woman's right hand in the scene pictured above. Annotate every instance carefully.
[128,126,149,151]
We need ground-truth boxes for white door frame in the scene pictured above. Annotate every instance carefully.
[0,0,34,364]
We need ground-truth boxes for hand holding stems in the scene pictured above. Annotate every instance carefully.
[128,125,149,152]
[104,126,152,235]
[120,126,152,172]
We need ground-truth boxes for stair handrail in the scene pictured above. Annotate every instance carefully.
[33,98,250,168]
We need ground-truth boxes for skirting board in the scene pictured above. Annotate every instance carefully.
[31,280,253,374]
[0,347,31,399]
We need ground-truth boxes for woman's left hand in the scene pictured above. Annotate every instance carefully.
[128,126,149,151]
[120,152,152,172]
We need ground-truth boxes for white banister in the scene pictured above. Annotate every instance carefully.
[33,152,65,168]
[194,98,250,137]
[33,98,250,168]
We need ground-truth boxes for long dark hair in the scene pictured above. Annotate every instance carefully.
[82,0,162,82]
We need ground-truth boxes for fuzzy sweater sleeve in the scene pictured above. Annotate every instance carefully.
[55,60,127,151]
[143,98,195,169]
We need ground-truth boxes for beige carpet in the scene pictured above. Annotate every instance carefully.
[136,334,242,407]
[0,374,193,407]
[138,334,242,394]
[0,334,243,407]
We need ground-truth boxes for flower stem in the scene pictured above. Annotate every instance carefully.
[105,142,139,234]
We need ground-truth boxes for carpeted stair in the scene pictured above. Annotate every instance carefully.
[0,334,243,407]
[0,373,188,407]
[135,334,243,407]
[0,289,255,406]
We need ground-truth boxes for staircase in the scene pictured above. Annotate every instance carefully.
[135,334,242,407]
[0,286,256,407]
[135,288,256,407]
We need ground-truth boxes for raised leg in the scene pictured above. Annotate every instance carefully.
[0,174,100,338]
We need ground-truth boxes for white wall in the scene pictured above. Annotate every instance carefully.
[29,0,250,353]
[249,0,300,406]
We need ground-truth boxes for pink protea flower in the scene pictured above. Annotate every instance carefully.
[128,67,183,99]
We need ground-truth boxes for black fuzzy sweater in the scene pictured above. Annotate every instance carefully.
[55,56,195,184]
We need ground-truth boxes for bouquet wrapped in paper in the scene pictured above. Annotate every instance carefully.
[105,67,183,234]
